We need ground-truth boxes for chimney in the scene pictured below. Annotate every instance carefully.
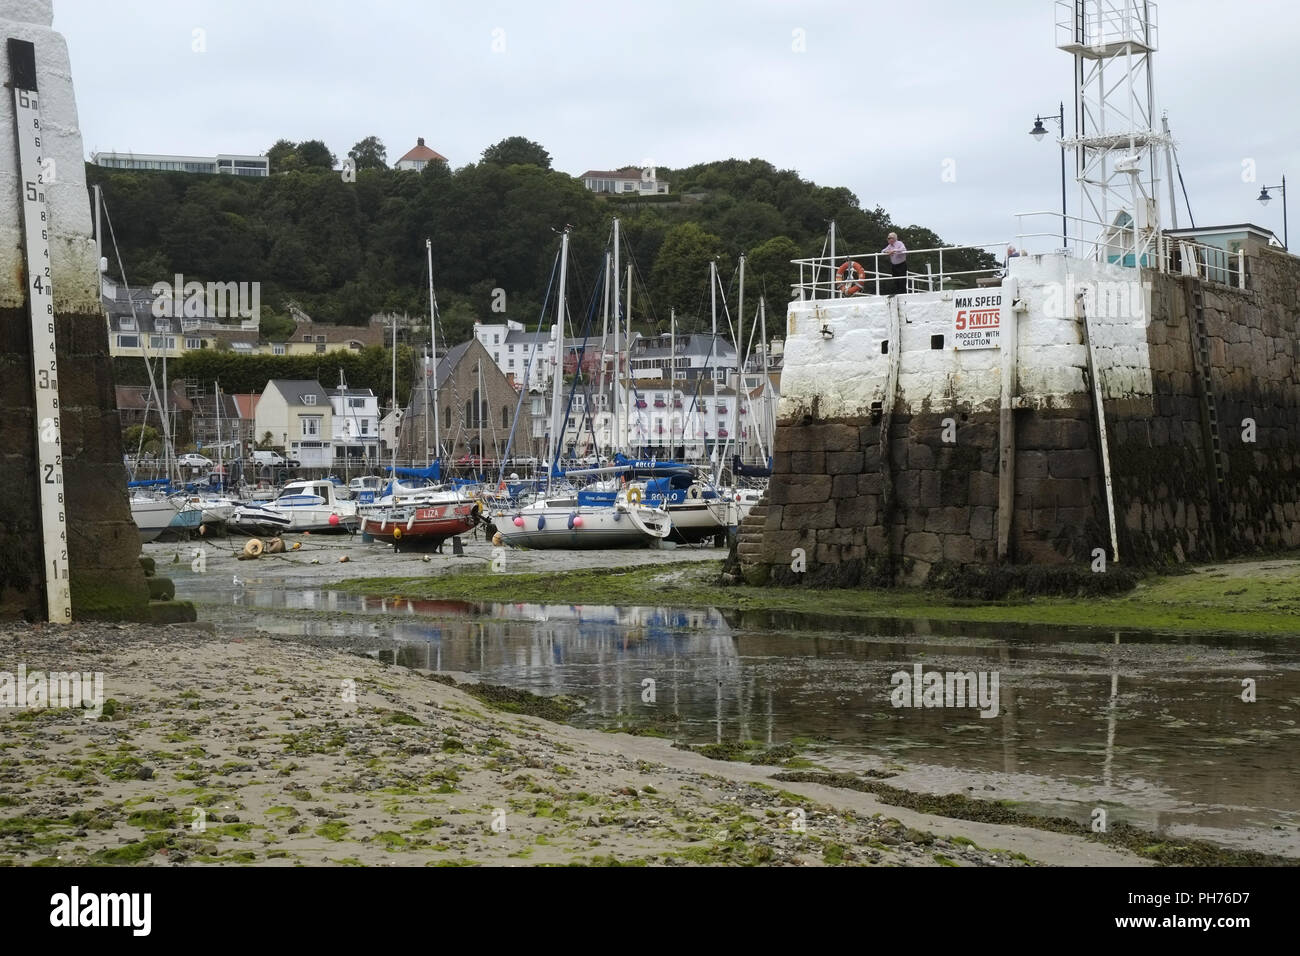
[417,137,425,147]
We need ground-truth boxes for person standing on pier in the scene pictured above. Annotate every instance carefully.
[882,233,907,294]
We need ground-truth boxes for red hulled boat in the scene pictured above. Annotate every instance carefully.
[360,501,482,552]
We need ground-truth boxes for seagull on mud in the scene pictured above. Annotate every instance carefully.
[232,574,243,589]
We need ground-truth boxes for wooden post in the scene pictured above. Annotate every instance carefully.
[1079,290,1120,563]
[997,278,1019,561]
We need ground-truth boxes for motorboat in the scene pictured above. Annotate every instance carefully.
[227,479,359,534]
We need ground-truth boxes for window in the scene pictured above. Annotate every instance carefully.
[493,335,500,345]
[445,407,451,428]
[316,343,326,354]
[502,407,510,428]
[348,397,365,408]
[149,335,175,350]
[302,394,317,406]
[316,335,326,343]
[185,337,201,350]
[118,335,138,348]
[301,416,321,438]
[120,317,136,331]
[272,344,286,355]
[507,358,515,369]
[360,420,370,435]
[493,353,499,363]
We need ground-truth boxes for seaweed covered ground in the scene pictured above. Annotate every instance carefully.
[338,554,1300,638]
[0,621,1147,867]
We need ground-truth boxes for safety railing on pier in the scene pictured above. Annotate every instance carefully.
[1015,210,1249,290]
[791,242,1008,299]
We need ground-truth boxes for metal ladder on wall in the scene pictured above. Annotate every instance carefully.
[1188,282,1227,499]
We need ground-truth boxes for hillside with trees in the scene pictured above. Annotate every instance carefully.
[89,136,996,348]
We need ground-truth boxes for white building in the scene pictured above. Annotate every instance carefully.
[329,386,380,464]
[579,166,669,196]
[91,151,269,176]
[394,137,447,172]
[473,320,557,389]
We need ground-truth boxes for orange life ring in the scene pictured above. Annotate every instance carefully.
[836,260,866,296]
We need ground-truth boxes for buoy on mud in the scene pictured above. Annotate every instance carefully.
[242,538,264,558]
[266,537,285,554]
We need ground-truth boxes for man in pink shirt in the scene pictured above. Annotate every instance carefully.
[882,232,907,295]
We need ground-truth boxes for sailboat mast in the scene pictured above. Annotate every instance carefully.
[760,296,769,458]
[390,311,398,473]
[600,251,610,456]
[477,359,483,463]
[214,380,222,482]
[625,263,632,455]
[612,218,621,457]
[669,307,675,456]
[548,229,570,494]
[427,238,441,464]
[735,254,744,465]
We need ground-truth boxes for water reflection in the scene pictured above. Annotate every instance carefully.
[184,577,1300,856]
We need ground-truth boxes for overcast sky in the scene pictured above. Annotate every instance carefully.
[54,0,1299,251]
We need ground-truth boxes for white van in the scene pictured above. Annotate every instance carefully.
[253,450,286,468]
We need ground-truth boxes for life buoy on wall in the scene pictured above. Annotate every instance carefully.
[627,487,643,506]
[687,484,703,500]
[836,260,866,296]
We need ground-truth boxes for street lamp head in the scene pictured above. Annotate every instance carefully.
[1030,117,1048,141]
[1258,187,1272,206]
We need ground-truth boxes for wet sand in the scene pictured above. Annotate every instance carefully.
[0,620,1142,867]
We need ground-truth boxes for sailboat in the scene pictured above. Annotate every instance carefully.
[491,226,673,549]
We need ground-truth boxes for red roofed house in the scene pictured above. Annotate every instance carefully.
[395,137,447,172]
[580,166,669,196]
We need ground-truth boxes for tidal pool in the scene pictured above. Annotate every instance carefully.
[176,570,1300,858]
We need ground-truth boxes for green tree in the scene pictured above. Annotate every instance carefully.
[297,140,336,170]
[348,135,387,170]
[481,136,551,169]
[746,235,802,305]
[650,222,726,315]
[267,139,298,172]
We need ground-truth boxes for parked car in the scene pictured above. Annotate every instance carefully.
[177,453,212,468]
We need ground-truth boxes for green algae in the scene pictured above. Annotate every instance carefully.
[338,555,1300,637]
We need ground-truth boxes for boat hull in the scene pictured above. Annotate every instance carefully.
[492,503,671,549]
[130,497,178,543]
[361,503,481,551]
[227,504,358,534]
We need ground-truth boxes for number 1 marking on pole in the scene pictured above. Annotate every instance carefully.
[9,38,72,622]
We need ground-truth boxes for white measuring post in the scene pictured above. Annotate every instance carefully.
[9,38,72,622]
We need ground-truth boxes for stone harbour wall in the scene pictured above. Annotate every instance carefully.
[739,246,1300,586]
[0,1,150,619]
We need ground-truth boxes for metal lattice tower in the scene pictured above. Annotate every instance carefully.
[1057,0,1169,263]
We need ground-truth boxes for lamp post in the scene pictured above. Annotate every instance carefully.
[1257,176,1288,251]
[1030,101,1068,250]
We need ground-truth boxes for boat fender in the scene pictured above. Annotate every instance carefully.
[628,487,643,506]
[836,259,866,296]
[243,538,264,558]
[537,516,546,531]
[291,541,301,550]
[267,537,285,554]
[407,515,416,530]
[567,512,577,530]
[393,526,403,539]
[513,516,524,527]
[687,485,702,500]
[492,532,503,546]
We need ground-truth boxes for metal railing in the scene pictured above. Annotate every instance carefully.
[1055,0,1158,52]
[791,242,1008,299]
[1015,210,1249,290]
